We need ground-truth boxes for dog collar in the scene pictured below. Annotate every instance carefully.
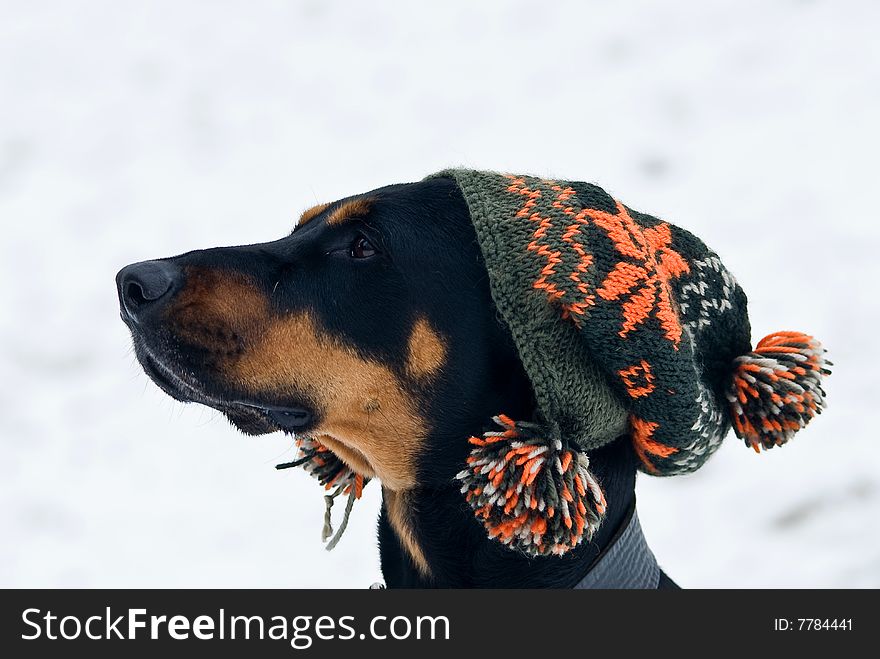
[573,504,660,589]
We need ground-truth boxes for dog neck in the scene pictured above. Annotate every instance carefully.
[377,434,642,588]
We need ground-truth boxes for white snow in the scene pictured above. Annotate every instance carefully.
[1,0,878,588]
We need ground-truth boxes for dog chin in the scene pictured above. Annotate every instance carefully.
[222,407,279,436]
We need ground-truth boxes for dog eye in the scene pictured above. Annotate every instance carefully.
[350,236,378,259]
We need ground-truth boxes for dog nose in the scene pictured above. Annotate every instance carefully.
[117,260,181,321]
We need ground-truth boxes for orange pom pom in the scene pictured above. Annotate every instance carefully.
[727,331,831,451]
[456,415,606,556]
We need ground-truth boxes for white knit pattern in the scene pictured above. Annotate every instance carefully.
[677,254,736,334]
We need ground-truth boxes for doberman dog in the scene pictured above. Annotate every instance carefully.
[117,177,676,588]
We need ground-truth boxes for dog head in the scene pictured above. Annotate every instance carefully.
[117,178,535,490]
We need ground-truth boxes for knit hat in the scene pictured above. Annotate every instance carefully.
[433,169,831,557]
[283,169,831,557]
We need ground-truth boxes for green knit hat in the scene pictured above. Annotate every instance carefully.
[433,169,831,557]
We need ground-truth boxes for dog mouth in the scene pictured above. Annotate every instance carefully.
[234,403,313,431]
[132,340,314,435]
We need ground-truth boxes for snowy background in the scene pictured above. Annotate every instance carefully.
[1,0,878,588]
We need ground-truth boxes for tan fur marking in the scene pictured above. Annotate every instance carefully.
[237,312,423,489]
[326,197,374,226]
[169,268,422,490]
[314,434,375,480]
[168,268,265,358]
[298,202,331,227]
[406,317,446,381]
[383,488,431,578]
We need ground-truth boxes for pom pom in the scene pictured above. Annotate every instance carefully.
[277,435,367,499]
[728,331,831,451]
[456,415,606,557]
[276,436,368,549]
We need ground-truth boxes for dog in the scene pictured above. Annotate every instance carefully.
[117,176,679,588]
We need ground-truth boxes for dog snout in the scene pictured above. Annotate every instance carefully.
[116,260,181,322]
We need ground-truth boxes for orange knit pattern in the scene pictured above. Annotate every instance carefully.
[631,415,678,473]
[586,201,690,347]
[505,175,597,321]
[506,176,565,305]
[553,184,596,322]
[619,359,656,399]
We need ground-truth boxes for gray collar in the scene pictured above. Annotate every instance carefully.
[573,507,660,589]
